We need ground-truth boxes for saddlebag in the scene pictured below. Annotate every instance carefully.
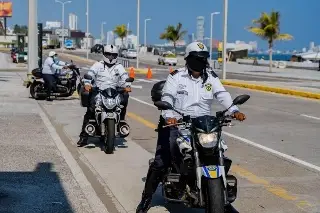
[79,85,90,107]
[31,68,43,78]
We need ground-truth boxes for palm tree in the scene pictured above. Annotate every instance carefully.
[113,24,131,48]
[248,11,293,72]
[160,22,187,53]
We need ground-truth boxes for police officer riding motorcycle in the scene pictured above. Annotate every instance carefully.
[41,51,70,101]
[77,44,132,147]
[136,42,246,213]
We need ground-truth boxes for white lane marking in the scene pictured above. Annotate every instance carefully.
[135,79,154,83]
[222,131,320,172]
[300,114,320,121]
[129,96,156,108]
[131,85,143,89]
[130,96,320,173]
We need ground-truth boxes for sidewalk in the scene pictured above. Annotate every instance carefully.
[0,71,107,213]
[0,52,27,70]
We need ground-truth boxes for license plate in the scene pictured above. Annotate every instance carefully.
[106,112,114,118]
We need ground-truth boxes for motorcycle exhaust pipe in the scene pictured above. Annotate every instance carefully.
[85,124,96,136]
[118,121,130,138]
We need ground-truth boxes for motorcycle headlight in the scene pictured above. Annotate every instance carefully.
[197,133,218,148]
[102,97,116,109]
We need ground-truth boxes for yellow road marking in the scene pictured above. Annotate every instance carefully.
[126,111,314,210]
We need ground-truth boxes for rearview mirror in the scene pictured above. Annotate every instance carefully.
[233,94,250,105]
[126,77,134,82]
[154,101,173,110]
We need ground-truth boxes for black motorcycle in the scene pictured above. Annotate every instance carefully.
[26,61,81,100]
[79,76,134,154]
[152,94,250,213]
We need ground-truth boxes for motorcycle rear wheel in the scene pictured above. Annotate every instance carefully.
[30,82,46,100]
[205,178,225,213]
[102,119,115,154]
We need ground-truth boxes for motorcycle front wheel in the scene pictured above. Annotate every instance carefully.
[205,178,225,213]
[102,119,115,154]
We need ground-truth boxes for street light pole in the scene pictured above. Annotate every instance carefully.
[101,22,106,44]
[86,0,89,59]
[136,0,140,68]
[222,0,228,80]
[28,0,38,75]
[55,0,71,52]
[210,12,220,67]
[144,18,151,48]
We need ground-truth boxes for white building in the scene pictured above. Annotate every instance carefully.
[115,34,138,49]
[309,42,315,51]
[44,21,61,29]
[196,16,205,42]
[106,31,115,45]
[69,13,78,30]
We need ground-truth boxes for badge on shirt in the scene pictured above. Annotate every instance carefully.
[178,84,186,89]
[205,83,212,92]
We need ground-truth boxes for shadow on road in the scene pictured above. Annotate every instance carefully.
[84,136,128,151]
[140,177,239,213]
[0,162,74,213]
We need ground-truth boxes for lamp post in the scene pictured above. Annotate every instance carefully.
[55,0,72,52]
[210,12,220,67]
[86,0,89,59]
[144,18,151,47]
[101,21,106,44]
[28,0,38,75]
[136,0,140,68]
[222,0,228,79]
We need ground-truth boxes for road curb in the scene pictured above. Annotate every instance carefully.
[221,80,320,100]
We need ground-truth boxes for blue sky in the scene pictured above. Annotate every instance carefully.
[6,0,320,50]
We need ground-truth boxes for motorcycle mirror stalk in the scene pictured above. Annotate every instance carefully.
[217,94,251,116]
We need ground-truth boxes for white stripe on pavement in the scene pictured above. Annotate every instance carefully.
[129,96,320,173]
[131,85,143,89]
[300,114,320,121]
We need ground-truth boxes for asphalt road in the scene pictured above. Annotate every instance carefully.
[2,52,320,212]
[67,51,310,83]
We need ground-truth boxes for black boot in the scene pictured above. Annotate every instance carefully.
[136,167,164,213]
[77,136,88,147]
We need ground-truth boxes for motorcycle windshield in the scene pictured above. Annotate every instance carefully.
[192,115,219,133]
[101,87,118,98]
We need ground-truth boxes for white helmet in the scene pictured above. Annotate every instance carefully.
[103,44,119,64]
[49,51,57,57]
[184,42,209,59]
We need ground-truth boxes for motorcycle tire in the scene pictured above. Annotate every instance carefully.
[103,119,115,154]
[205,178,225,213]
[30,82,46,100]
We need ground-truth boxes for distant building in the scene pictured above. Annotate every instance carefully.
[44,21,61,29]
[115,34,137,49]
[196,16,205,42]
[69,13,78,30]
[302,47,307,53]
[187,34,193,44]
[106,31,115,45]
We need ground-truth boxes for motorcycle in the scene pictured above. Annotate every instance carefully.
[152,94,250,213]
[80,76,134,154]
[26,61,81,100]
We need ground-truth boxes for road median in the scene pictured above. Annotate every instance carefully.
[221,80,320,100]
[59,52,149,74]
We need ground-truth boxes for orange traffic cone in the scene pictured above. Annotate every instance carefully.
[169,67,173,73]
[146,67,152,79]
[129,67,135,78]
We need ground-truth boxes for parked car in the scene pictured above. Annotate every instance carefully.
[90,44,103,53]
[158,52,178,66]
[124,49,137,59]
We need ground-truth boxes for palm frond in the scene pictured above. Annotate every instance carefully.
[275,33,293,41]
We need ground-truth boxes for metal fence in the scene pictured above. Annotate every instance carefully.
[119,59,130,68]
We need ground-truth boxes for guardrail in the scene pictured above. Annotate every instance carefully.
[118,59,130,68]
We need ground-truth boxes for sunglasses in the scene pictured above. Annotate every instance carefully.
[104,52,118,58]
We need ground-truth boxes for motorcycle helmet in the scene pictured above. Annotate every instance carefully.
[151,80,166,102]
[184,42,209,73]
[103,44,118,65]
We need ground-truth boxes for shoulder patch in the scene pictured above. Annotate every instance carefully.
[209,70,218,78]
[170,69,179,76]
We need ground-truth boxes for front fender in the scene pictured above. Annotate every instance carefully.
[202,165,224,179]
[101,111,117,122]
